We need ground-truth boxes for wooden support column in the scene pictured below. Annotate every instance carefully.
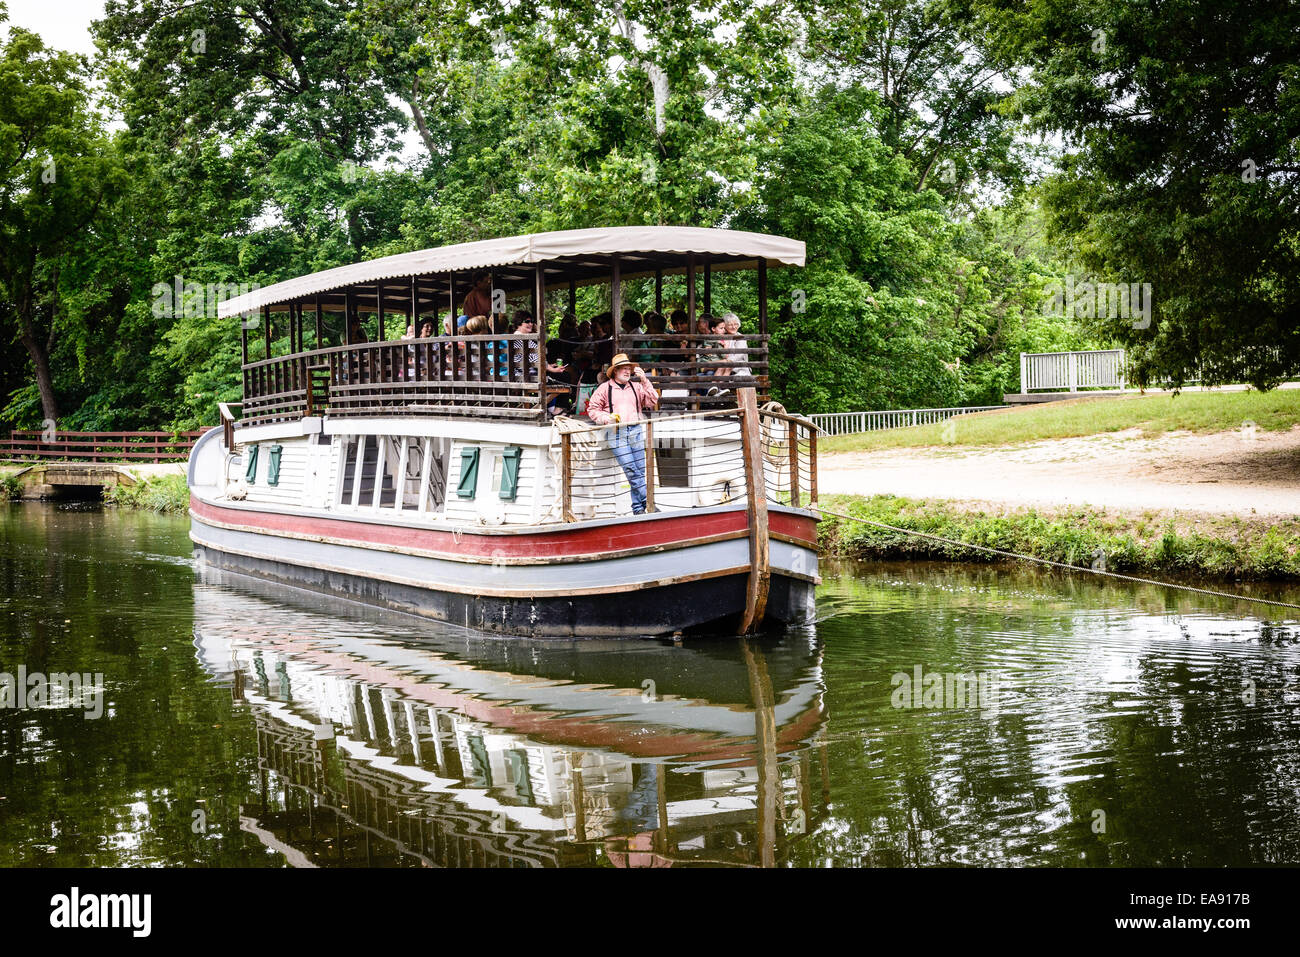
[262,305,271,359]
[654,269,663,314]
[568,277,577,317]
[314,297,323,348]
[344,289,354,345]
[376,285,385,341]
[561,432,573,522]
[686,254,697,328]
[535,265,547,419]
[758,257,768,335]
[788,422,801,508]
[447,272,456,333]
[737,387,771,633]
[611,255,622,356]
[809,429,817,504]
[409,276,417,328]
[703,256,712,314]
[643,420,655,513]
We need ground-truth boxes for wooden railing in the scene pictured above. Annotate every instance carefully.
[554,402,816,523]
[1020,350,1126,392]
[0,430,207,463]
[242,335,545,425]
[622,334,770,409]
[808,405,1008,436]
[239,333,773,424]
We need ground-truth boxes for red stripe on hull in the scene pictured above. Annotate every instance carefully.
[191,497,819,558]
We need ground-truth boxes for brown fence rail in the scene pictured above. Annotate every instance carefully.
[0,431,206,463]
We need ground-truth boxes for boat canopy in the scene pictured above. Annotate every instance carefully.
[217,226,805,318]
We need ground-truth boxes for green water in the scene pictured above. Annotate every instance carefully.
[2,503,1298,867]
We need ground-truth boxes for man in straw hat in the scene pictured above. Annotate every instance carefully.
[585,353,659,514]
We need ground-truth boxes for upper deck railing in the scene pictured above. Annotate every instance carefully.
[241,332,771,426]
[231,227,797,427]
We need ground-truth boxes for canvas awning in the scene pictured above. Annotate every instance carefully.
[216,225,805,317]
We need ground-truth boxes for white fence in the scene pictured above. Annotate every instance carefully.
[808,406,1008,436]
[1020,350,1126,392]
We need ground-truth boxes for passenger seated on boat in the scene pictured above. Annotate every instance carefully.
[723,312,751,378]
[418,319,435,338]
[465,314,492,378]
[348,316,369,343]
[463,271,493,319]
[637,311,666,370]
[585,353,659,515]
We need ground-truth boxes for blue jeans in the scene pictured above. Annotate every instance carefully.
[609,425,647,514]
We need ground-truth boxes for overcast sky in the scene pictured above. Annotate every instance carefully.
[4,0,105,54]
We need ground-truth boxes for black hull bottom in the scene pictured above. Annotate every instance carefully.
[193,545,817,638]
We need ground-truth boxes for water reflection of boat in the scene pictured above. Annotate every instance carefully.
[193,570,828,867]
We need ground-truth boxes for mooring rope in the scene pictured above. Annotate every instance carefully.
[814,504,1300,613]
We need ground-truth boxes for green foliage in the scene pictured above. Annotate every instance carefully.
[978,0,1300,389]
[0,472,21,501]
[3,1,1102,425]
[821,494,1300,581]
[102,473,190,513]
[822,388,1300,452]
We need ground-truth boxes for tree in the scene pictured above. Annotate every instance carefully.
[978,0,1300,389]
[0,22,126,423]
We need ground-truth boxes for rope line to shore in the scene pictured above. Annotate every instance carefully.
[813,505,1300,614]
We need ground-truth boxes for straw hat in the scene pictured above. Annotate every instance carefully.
[604,353,635,378]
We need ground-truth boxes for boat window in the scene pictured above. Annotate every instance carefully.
[267,444,282,486]
[498,446,522,501]
[655,445,690,487]
[245,444,259,484]
[456,447,480,499]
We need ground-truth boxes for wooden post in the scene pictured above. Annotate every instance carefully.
[561,431,573,522]
[611,255,621,356]
[262,305,271,359]
[686,254,696,328]
[535,265,547,419]
[376,285,385,341]
[758,257,768,335]
[655,269,663,314]
[448,272,456,333]
[314,297,323,348]
[788,420,800,508]
[703,255,712,314]
[345,289,354,345]
[644,420,655,513]
[568,277,576,318]
[737,387,770,633]
[743,640,778,868]
[808,428,817,504]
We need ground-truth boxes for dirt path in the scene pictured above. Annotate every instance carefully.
[820,426,1300,519]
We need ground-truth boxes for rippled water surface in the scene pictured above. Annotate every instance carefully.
[3,503,1299,867]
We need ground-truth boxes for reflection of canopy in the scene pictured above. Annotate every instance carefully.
[216,226,806,317]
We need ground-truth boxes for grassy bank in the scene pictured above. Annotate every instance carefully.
[819,493,1300,581]
[823,389,1300,452]
[102,473,190,513]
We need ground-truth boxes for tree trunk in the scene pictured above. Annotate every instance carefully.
[20,328,59,423]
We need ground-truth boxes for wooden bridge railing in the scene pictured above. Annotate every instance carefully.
[0,431,207,463]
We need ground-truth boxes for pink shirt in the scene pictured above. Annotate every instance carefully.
[586,376,658,425]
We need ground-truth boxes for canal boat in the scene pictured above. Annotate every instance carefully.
[187,226,820,637]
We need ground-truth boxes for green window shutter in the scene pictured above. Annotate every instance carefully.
[267,444,283,486]
[499,446,522,501]
[245,444,259,483]
[456,447,480,499]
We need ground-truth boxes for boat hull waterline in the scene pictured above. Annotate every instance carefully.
[189,495,819,637]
